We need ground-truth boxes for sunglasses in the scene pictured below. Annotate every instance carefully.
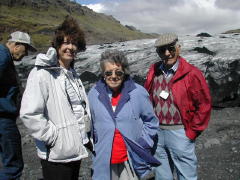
[104,70,124,77]
[156,45,176,54]
[62,40,78,47]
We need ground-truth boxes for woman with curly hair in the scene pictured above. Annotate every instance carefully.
[20,16,92,180]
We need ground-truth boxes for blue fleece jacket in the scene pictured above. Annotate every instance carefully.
[88,77,160,180]
[0,44,20,118]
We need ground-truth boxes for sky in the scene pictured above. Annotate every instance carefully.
[75,0,240,35]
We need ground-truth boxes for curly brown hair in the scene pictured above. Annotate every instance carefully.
[52,16,86,52]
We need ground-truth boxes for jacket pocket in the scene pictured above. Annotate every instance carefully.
[136,137,152,154]
[49,123,87,161]
[181,105,194,122]
[124,136,160,178]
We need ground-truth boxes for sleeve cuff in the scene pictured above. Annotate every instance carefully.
[186,129,198,140]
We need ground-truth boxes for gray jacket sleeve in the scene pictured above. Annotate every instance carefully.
[20,68,58,146]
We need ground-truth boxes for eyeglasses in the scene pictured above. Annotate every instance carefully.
[156,45,176,54]
[104,70,124,77]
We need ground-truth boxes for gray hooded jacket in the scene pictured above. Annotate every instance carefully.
[20,47,91,162]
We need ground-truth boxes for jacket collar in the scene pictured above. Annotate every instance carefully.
[153,56,191,82]
[95,77,136,118]
[171,56,192,82]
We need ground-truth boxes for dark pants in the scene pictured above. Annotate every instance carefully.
[41,159,81,180]
[0,118,24,180]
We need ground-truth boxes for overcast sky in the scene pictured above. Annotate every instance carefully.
[75,0,240,35]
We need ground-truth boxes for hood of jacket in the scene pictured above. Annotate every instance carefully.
[35,47,58,67]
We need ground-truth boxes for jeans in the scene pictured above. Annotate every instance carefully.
[0,118,24,180]
[154,128,197,180]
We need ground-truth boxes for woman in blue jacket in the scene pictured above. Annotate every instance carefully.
[88,49,160,180]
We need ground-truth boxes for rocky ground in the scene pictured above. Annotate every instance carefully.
[11,107,238,180]
[196,107,240,180]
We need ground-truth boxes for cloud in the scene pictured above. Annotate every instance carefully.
[84,3,105,12]
[76,0,104,5]
[215,0,240,11]
[87,0,240,35]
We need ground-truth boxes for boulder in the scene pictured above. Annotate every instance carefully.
[196,32,212,37]
[192,46,216,56]
[205,59,240,107]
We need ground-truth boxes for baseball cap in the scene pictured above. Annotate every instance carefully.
[154,33,178,48]
[8,31,37,52]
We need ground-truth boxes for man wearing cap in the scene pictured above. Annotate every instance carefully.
[0,31,36,179]
[144,33,211,180]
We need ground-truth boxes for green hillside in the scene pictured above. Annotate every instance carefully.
[0,0,157,50]
[223,29,240,34]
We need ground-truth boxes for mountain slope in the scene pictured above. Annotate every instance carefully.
[0,0,157,50]
[223,29,240,34]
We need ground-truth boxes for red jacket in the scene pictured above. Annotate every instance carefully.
[144,57,212,140]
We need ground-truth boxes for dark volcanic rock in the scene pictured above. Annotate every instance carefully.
[132,75,145,86]
[196,32,212,37]
[79,71,100,92]
[205,59,240,107]
[219,35,227,38]
[125,25,137,31]
[79,71,98,83]
[192,46,216,56]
